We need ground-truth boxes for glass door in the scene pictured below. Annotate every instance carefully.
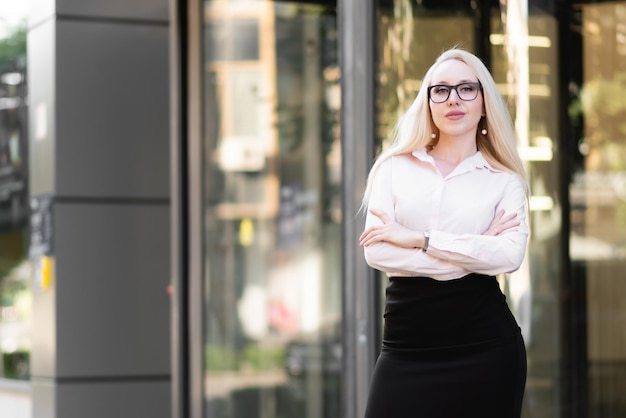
[198,1,341,417]
[569,2,626,416]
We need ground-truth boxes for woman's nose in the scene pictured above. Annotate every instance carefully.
[447,87,461,103]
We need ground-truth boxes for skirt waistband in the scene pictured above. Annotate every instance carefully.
[382,273,520,350]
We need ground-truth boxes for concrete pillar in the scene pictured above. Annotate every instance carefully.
[27,1,171,417]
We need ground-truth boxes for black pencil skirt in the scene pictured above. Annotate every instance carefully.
[364,273,526,418]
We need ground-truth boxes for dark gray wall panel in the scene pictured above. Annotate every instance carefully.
[57,381,170,418]
[54,202,170,377]
[56,20,169,199]
[57,0,168,21]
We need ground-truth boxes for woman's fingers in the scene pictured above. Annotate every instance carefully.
[485,211,519,236]
[359,209,390,245]
[360,209,420,248]
[493,209,505,222]
[369,208,391,224]
[499,212,517,223]
[359,225,387,247]
[359,230,378,246]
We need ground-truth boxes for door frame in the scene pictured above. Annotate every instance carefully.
[338,0,378,417]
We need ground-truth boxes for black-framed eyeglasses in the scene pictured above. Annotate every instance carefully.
[428,82,482,103]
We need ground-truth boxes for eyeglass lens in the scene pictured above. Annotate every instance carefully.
[429,83,480,103]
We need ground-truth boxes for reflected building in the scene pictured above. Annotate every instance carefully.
[198,3,342,416]
[0,16,31,384]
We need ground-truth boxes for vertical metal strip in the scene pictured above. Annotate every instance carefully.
[339,1,377,417]
[556,5,586,417]
[169,0,186,417]
[187,0,204,417]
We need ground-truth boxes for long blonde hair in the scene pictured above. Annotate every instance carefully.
[362,48,528,207]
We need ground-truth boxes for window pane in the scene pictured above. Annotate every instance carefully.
[201,2,341,417]
[0,18,31,382]
[491,9,562,418]
[576,3,626,416]
[205,19,260,62]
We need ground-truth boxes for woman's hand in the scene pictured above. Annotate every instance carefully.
[483,209,519,236]
[359,209,423,248]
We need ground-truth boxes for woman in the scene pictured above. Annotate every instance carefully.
[359,48,529,417]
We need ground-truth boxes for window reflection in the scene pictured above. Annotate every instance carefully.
[492,10,562,418]
[0,19,30,382]
[574,3,626,416]
[201,2,340,417]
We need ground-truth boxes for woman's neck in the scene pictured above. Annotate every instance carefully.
[428,138,477,165]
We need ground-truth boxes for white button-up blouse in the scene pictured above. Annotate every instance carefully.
[363,148,529,281]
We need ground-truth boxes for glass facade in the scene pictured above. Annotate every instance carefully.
[198,1,341,417]
[0,15,30,382]
[181,0,626,417]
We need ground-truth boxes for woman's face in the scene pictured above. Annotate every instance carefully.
[428,59,484,140]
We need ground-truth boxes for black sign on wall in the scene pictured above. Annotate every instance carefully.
[29,194,53,258]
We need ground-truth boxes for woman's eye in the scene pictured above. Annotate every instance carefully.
[434,87,449,94]
[460,84,475,92]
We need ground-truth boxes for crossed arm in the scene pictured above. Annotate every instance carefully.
[359,208,519,249]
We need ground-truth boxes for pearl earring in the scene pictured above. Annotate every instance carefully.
[431,132,437,139]
[481,128,487,135]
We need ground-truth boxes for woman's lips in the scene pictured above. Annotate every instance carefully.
[445,111,465,120]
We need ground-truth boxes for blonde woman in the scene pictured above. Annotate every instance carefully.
[360,48,528,417]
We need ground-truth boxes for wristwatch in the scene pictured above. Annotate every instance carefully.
[422,230,431,252]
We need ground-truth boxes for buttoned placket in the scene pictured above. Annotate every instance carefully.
[422,152,485,236]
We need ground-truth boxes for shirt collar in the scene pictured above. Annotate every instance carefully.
[411,147,503,173]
